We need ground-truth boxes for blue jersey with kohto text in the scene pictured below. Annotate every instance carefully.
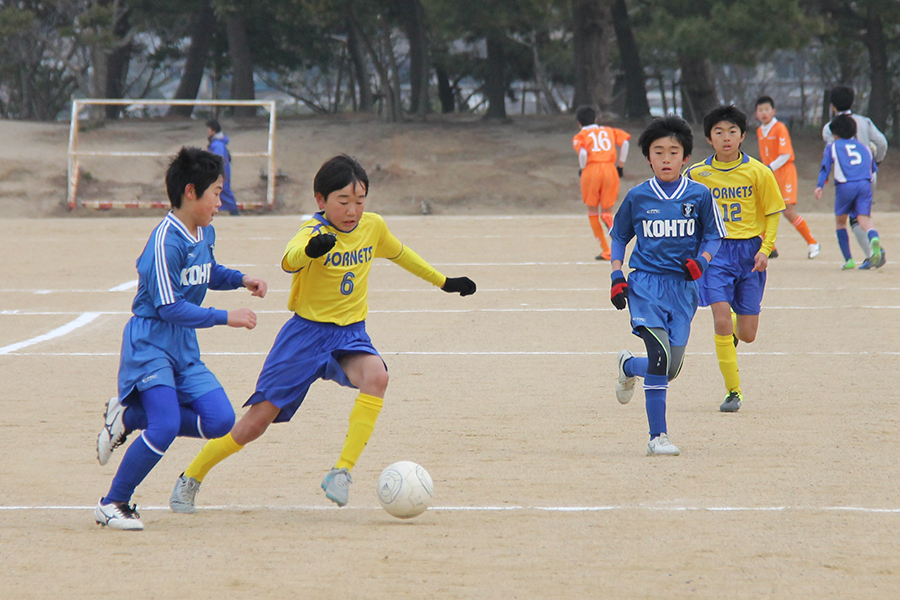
[611,177,726,276]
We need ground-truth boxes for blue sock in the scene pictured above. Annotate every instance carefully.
[103,434,163,503]
[836,229,852,261]
[644,374,668,437]
[867,228,880,241]
[624,356,648,378]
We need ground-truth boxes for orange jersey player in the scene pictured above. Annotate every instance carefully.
[755,96,819,259]
[573,106,631,260]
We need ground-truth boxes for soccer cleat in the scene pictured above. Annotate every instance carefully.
[841,259,856,270]
[595,251,611,261]
[647,433,680,456]
[97,396,130,466]
[170,473,202,514]
[615,350,636,405]
[94,499,144,531]
[870,237,882,265]
[875,249,887,269]
[769,247,779,259]
[720,391,743,413]
[321,468,352,507]
[807,243,820,259]
[858,257,873,270]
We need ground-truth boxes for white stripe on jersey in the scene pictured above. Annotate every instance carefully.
[154,221,175,305]
[648,176,689,200]
[831,144,846,183]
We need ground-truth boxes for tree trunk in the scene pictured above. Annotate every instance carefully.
[103,6,132,119]
[225,13,256,117]
[168,0,216,118]
[571,0,612,112]
[345,2,373,112]
[863,10,889,130]
[436,66,454,113]
[400,0,429,117]
[611,0,650,119]
[484,35,507,119]
[678,54,718,123]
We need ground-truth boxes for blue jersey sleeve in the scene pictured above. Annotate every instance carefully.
[158,299,228,328]
[148,239,187,308]
[210,264,245,290]
[610,193,635,246]
[817,145,834,188]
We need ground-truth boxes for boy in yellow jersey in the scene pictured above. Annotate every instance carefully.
[685,106,785,413]
[755,96,819,259]
[168,154,477,511]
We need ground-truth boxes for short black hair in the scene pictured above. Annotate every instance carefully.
[829,114,857,140]
[638,116,693,158]
[575,106,596,127]
[314,154,369,201]
[755,96,775,109]
[165,146,224,208]
[206,118,221,133]
[703,105,747,138]
[830,86,855,112]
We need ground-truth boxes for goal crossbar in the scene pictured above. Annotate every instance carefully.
[67,99,277,210]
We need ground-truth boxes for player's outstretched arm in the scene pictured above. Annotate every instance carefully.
[227,307,257,330]
[242,275,268,298]
[305,233,337,258]
[442,277,476,296]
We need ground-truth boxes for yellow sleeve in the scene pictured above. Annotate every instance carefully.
[281,225,317,272]
[759,167,786,216]
[760,212,780,256]
[390,245,447,287]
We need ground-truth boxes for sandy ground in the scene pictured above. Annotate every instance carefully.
[1,212,899,599]
[1,113,898,219]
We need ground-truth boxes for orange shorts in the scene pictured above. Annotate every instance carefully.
[580,162,620,209]
[773,163,798,205]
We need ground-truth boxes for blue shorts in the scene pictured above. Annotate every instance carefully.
[698,237,766,315]
[627,270,699,347]
[117,317,221,406]
[834,180,873,217]
[245,315,381,423]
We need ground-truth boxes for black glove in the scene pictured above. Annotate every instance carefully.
[680,256,709,281]
[305,233,337,258]
[616,166,624,178]
[610,270,628,310]
[442,277,476,296]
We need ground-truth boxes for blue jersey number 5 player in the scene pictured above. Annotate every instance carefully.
[610,117,726,456]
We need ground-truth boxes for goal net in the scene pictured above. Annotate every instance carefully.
[67,99,277,210]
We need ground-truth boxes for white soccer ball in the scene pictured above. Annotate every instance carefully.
[376,461,434,519]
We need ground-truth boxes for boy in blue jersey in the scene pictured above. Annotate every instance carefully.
[94,147,269,531]
[815,114,885,270]
[206,119,240,215]
[611,116,726,456]
[168,154,477,512]
[685,106,785,413]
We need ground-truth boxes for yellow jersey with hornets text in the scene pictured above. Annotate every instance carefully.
[281,212,446,326]
[684,153,785,239]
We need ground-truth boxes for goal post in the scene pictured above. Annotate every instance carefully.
[67,98,277,210]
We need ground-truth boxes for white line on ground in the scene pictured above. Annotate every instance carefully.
[0,313,101,356]
[107,280,138,292]
[0,504,898,513]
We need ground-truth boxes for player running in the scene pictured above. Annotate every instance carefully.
[168,154,477,512]
[611,116,725,456]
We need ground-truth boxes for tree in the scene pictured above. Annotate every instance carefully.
[571,0,613,112]
[167,0,216,117]
[611,0,649,119]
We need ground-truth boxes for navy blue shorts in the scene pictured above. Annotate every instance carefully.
[698,237,766,315]
[834,180,873,217]
[245,315,381,423]
[627,270,699,347]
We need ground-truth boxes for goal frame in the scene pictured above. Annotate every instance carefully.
[67,99,277,210]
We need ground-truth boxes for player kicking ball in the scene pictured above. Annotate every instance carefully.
[168,154,477,512]
[610,117,726,456]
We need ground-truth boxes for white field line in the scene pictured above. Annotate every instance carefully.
[0,504,898,514]
[0,312,101,356]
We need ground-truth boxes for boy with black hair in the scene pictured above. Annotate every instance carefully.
[169,154,477,512]
[822,86,888,269]
[755,96,819,258]
[815,114,885,269]
[685,105,785,413]
[572,106,631,259]
[611,116,725,456]
[94,147,268,530]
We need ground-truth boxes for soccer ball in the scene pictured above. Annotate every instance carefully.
[376,461,434,519]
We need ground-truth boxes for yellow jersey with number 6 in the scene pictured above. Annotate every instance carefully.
[684,153,785,239]
[281,212,446,326]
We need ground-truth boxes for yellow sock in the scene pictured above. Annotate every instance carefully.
[715,334,741,394]
[335,393,383,471]
[184,433,244,482]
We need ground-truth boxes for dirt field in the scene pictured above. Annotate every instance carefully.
[1,211,899,599]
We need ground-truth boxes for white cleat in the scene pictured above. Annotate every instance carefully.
[808,243,821,259]
[97,396,129,466]
[616,350,636,405]
[94,499,144,531]
[170,473,202,514]
[647,433,680,456]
